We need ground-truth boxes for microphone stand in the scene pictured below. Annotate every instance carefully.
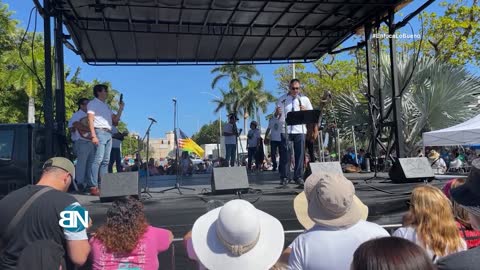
[140,118,155,198]
[282,99,292,183]
[160,99,195,195]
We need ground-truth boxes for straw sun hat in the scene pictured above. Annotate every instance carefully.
[294,172,369,229]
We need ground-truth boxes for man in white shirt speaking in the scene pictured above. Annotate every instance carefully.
[275,79,313,186]
[87,84,124,196]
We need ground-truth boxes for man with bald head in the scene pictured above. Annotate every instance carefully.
[0,157,91,269]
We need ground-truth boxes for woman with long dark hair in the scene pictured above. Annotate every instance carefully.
[90,196,173,270]
[351,237,435,270]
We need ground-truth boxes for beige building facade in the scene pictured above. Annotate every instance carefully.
[149,131,175,160]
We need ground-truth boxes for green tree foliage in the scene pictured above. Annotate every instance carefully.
[0,1,16,55]
[211,62,259,90]
[210,63,274,133]
[421,0,480,66]
[192,120,224,145]
[0,33,45,123]
[273,57,362,108]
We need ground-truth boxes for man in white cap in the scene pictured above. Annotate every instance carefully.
[437,159,480,270]
[288,173,389,270]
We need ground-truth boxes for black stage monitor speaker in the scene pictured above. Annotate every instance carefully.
[309,162,343,175]
[211,167,249,194]
[389,157,435,183]
[100,172,140,202]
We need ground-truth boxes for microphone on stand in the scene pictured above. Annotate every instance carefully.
[148,117,157,123]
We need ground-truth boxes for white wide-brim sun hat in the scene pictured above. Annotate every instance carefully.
[191,199,285,270]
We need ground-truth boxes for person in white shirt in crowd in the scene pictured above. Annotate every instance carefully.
[108,125,126,173]
[428,150,447,174]
[264,112,285,179]
[186,199,284,270]
[223,114,239,167]
[275,79,313,186]
[247,121,261,171]
[393,185,466,262]
[449,152,464,171]
[68,98,94,192]
[286,172,389,270]
[87,84,124,196]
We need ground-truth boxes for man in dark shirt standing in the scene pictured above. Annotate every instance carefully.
[0,157,90,269]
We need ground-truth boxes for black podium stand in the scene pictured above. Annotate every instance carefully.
[282,110,321,186]
[285,110,321,126]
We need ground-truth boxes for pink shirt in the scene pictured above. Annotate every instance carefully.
[90,226,172,270]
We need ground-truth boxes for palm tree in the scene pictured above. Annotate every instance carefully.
[239,79,276,130]
[211,62,260,90]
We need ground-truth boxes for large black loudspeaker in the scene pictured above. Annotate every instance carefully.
[389,157,434,183]
[309,162,343,175]
[100,172,140,202]
[211,167,249,194]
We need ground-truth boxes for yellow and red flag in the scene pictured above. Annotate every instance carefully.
[177,129,205,158]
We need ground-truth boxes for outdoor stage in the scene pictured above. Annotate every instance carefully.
[73,171,458,269]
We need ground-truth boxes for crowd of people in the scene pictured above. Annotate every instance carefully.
[426,148,479,174]
[2,156,480,269]
[4,80,480,270]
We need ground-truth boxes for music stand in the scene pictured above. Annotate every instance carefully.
[160,98,195,195]
[284,110,321,185]
[286,110,322,126]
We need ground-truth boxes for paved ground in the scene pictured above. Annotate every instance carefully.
[74,171,455,270]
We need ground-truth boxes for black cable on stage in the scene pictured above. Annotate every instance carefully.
[31,6,39,86]
[355,182,412,195]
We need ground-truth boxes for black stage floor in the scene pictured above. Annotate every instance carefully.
[74,171,457,270]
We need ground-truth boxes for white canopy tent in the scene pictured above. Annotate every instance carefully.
[423,114,480,146]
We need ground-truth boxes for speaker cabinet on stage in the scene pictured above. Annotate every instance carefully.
[310,162,343,175]
[211,167,249,194]
[100,172,140,202]
[389,157,434,183]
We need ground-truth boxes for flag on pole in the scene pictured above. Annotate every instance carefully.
[177,129,205,158]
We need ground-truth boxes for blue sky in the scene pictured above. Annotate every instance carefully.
[4,1,456,138]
